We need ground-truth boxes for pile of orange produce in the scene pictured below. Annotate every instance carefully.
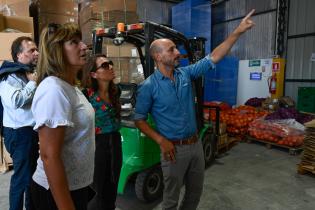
[204,104,268,138]
[248,118,304,147]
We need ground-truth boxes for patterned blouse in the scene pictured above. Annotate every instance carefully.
[85,88,120,134]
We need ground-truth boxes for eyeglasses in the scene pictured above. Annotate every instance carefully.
[95,61,114,71]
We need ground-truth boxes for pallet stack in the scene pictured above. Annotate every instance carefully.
[298,120,315,175]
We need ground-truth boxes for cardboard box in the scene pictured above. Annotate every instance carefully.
[104,43,139,58]
[213,122,227,135]
[0,14,33,60]
[0,14,33,33]
[0,33,32,60]
[38,0,78,16]
[79,0,137,24]
[0,136,12,173]
[38,12,78,34]
[109,57,143,83]
[0,0,29,16]
[79,2,102,24]
[217,134,229,148]
[80,10,138,29]
[102,10,138,27]
[80,0,136,13]
[80,18,102,46]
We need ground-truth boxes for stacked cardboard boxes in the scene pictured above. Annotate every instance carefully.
[36,0,78,34]
[79,0,138,46]
[101,40,144,83]
[1,137,12,173]
[0,0,29,16]
[0,14,33,62]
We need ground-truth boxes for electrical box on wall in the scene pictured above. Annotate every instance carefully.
[237,58,285,105]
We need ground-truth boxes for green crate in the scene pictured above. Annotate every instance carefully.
[297,88,315,113]
[298,87,315,97]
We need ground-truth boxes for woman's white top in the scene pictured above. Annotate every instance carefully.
[31,76,95,191]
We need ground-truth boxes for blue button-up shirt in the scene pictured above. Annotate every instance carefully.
[134,56,215,141]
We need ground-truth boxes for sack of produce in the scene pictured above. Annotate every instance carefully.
[265,107,314,124]
[279,96,295,108]
[249,118,305,147]
[245,97,266,107]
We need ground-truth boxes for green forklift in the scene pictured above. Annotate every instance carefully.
[92,21,219,202]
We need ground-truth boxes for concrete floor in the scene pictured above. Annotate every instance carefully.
[1,142,315,210]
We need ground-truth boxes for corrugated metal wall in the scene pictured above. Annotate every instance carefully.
[137,0,176,25]
[285,0,315,102]
[212,0,278,59]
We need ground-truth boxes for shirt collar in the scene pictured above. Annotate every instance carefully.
[154,68,166,80]
[154,68,179,80]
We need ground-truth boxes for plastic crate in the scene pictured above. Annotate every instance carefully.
[298,87,315,97]
[297,87,315,113]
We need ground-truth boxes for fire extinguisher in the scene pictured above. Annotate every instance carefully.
[269,73,277,94]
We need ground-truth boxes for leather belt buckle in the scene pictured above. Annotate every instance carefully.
[173,134,198,145]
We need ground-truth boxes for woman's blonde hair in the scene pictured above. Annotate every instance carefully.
[36,23,82,84]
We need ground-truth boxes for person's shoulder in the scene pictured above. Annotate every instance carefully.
[37,76,72,96]
[138,74,156,89]
[39,76,70,89]
[35,77,75,102]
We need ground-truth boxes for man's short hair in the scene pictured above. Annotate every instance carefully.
[149,42,163,58]
[11,36,33,62]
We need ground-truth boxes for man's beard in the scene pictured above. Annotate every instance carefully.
[174,58,180,67]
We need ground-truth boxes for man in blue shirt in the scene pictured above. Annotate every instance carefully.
[134,10,255,210]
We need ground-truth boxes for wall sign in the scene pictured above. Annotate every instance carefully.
[272,62,280,72]
[250,72,262,80]
[249,60,261,67]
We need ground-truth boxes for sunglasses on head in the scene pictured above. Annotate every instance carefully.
[95,60,114,70]
[48,23,61,38]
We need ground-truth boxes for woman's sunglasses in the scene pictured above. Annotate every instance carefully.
[95,60,114,71]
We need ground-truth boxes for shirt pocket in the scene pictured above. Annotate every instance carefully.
[181,78,192,89]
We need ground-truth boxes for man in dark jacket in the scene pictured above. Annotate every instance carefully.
[0,36,38,210]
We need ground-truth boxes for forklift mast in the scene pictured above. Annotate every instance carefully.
[189,37,207,131]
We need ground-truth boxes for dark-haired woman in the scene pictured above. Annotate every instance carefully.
[82,54,122,210]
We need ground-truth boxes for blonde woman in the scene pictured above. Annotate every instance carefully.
[30,23,95,210]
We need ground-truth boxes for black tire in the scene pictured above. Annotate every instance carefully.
[203,132,217,167]
[135,165,163,202]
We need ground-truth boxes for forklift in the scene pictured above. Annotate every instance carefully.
[92,21,219,202]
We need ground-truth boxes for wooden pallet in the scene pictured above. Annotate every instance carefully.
[297,164,315,176]
[0,137,13,174]
[246,136,303,155]
[218,136,239,153]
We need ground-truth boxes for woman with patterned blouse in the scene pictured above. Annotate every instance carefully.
[82,54,122,210]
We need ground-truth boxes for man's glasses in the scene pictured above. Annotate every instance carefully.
[95,61,114,71]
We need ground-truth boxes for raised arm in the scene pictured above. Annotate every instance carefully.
[210,9,255,64]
